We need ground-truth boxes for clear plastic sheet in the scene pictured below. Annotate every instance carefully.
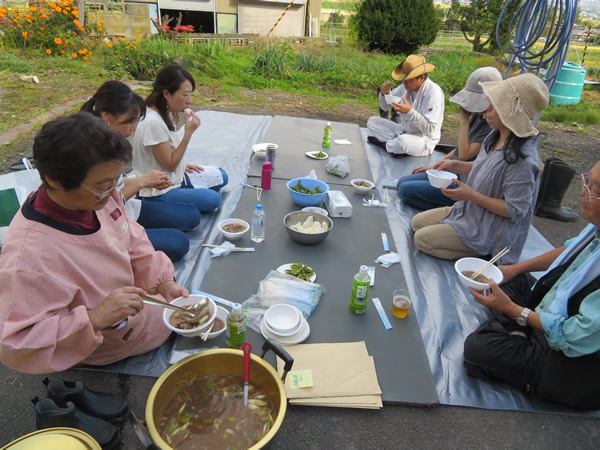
[242,270,325,333]
[361,128,600,417]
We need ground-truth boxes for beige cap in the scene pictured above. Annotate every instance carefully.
[450,67,503,113]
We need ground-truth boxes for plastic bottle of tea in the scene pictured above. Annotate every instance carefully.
[322,122,332,148]
[349,265,370,315]
[226,303,246,349]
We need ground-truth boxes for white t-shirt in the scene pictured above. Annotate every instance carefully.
[133,108,186,198]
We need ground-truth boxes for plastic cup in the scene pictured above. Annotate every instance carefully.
[392,289,411,319]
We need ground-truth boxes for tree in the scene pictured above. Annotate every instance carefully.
[449,0,505,52]
[352,0,439,54]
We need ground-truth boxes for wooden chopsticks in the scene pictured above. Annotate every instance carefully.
[471,247,509,280]
[201,244,249,251]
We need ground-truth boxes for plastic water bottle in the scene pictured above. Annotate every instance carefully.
[250,204,265,243]
[226,303,246,349]
[349,265,370,315]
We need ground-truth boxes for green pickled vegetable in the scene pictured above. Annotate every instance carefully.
[285,263,315,281]
[290,180,323,195]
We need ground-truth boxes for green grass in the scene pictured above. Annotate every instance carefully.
[1,37,599,139]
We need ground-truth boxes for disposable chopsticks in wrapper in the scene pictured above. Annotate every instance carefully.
[276,341,382,409]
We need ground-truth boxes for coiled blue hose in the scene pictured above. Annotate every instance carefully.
[495,0,578,89]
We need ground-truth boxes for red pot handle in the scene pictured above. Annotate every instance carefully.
[242,341,252,383]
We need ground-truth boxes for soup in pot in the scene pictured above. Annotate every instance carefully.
[159,373,275,449]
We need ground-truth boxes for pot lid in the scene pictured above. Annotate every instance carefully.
[3,427,101,450]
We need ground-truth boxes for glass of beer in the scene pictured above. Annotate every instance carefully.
[392,289,411,318]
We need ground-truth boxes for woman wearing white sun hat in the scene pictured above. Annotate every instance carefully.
[412,73,550,265]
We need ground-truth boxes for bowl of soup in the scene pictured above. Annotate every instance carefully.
[145,344,293,450]
[205,306,227,340]
[455,257,503,291]
[162,295,217,337]
[218,219,249,241]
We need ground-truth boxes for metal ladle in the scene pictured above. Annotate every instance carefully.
[142,295,209,321]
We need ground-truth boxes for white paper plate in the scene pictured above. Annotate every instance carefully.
[305,151,328,160]
[277,263,317,282]
[261,317,310,345]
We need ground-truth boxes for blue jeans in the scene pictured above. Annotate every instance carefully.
[396,172,457,210]
[145,228,190,261]
[137,201,200,231]
[142,169,229,213]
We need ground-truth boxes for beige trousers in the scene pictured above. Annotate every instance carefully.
[412,207,479,260]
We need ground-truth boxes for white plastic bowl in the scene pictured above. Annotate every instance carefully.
[264,304,302,336]
[426,169,456,189]
[455,257,504,291]
[350,178,375,194]
[302,206,329,216]
[205,306,228,340]
[162,295,217,337]
[218,218,249,241]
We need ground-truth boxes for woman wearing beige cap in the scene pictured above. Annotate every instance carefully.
[367,54,445,157]
[412,73,550,265]
[395,67,502,210]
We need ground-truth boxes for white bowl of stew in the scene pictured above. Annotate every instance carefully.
[218,218,249,241]
[162,295,216,337]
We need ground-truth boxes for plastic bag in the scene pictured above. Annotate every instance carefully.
[242,270,325,332]
[326,155,350,178]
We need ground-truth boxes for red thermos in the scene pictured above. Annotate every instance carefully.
[261,161,272,191]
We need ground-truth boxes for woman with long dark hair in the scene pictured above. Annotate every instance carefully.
[81,80,200,261]
[411,73,549,265]
[132,64,228,216]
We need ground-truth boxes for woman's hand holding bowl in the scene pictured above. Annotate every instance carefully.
[89,286,146,331]
[441,178,473,201]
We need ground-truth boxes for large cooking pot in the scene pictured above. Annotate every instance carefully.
[144,340,293,450]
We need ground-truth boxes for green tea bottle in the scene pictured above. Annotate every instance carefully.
[322,122,332,148]
[349,265,370,315]
[226,303,246,348]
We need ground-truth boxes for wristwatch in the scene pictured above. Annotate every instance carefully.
[515,308,532,326]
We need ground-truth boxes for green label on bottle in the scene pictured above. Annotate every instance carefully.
[226,318,246,348]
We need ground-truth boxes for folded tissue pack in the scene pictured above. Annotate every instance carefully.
[325,190,353,218]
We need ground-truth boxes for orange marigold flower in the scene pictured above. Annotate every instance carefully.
[17,23,22,28]
[104,42,112,48]
[29,7,37,12]
[41,0,46,3]
[63,10,67,14]
[83,56,88,61]
[55,7,62,12]
[73,19,79,26]
[98,27,103,32]
[22,31,28,37]
[14,8,20,13]
[54,37,62,45]
[90,15,94,19]
[60,50,65,54]
[78,49,85,54]
[46,49,52,54]
[71,52,77,58]
[99,20,104,26]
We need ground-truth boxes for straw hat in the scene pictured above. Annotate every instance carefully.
[481,73,549,138]
[391,55,435,82]
[450,67,502,113]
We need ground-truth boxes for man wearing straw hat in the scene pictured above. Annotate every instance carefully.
[366,54,445,157]
[463,159,600,410]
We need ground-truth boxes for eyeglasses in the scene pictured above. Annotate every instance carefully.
[580,173,600,202]
[80,173,125,200]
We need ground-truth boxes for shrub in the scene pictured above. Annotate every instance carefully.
[250,42,292,79]
[352,0,439,54]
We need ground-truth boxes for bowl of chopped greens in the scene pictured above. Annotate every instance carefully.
[350,178,375,194]
[287,177,329,207]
